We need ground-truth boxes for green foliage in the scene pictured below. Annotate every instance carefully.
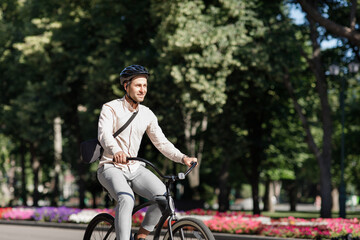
[0,0,359,210]
[154,0,263,115]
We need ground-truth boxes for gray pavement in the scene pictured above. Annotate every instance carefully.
[0,219,305,240]
[0,223,84,240]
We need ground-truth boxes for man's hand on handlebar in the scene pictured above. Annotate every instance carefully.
[113,151,128,164]
[183,156,198,167]
[114,153,197,167]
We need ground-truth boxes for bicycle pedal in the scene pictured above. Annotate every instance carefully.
[133,233,146,240]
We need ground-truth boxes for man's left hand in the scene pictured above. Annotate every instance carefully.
[183,156,198,167]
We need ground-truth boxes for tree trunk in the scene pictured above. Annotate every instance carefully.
[52,117,62,206]
[77,142,86,209]
[218,157,231,212]
[251,176,260,215]
[249,111,262,215]
[297,0,360,47]
[319,155,332,217]
[7,155,16,206]
[263,178,275,212]
[284,72,332,217]
[308,8,333,218]
[183,111,208,200]
[283,2,333,217]
[250,131,261,214]
[20,140,27,206]
[70,105,86,209]
[30,143,40,207]
[332,188,339,211]
[288,180,297,212]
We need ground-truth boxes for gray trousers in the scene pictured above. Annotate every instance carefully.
[97,164,166,240]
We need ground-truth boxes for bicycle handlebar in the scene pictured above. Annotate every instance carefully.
[127,157,197,181]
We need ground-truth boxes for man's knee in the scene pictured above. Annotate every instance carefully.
[117,192,135,207]
[153,195,168,214]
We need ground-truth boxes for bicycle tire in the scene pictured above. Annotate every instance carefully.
[83,213,116,240]
[163,217,215,240]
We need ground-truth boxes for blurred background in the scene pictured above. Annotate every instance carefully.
[0,0,360,219]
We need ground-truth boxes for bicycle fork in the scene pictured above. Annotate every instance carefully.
[153,193,178,240]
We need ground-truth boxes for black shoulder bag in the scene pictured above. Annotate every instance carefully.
[80,111,138,164]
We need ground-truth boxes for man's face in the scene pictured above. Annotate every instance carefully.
[125,76,147,103]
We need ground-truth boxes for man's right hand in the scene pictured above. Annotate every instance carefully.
[113,151,128,164]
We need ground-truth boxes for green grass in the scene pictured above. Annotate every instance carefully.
[244,210,360,219]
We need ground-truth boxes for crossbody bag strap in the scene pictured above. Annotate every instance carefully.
[112,110,139,138]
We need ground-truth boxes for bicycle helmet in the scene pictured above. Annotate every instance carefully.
[120,65,150,85]
[120,65,150,105]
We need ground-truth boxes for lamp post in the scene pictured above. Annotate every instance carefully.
[329,62,359,218]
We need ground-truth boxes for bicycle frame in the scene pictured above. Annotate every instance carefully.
[127,157,197,240]
[131,188,178,239]
[83,157,213,240]
[131,198,174,240]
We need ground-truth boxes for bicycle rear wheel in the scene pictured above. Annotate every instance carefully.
[163,217,215,240]
[83,213,116,240]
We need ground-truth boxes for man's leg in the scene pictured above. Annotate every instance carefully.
[131,166,167,239]
[97,164,135,240]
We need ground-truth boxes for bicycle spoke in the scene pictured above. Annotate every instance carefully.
[173,227,208,240]
[193,231,202,240]
[83,213,116,240]
[93,222,114,240]
[164,218,215,240]
[179,228,186,240]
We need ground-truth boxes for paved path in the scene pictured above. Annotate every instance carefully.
[0,224,84,240]
[0,220,304,240]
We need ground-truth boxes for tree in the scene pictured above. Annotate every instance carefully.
[214,1,311,214]
[297,0,360,48]
[152,0,263,199]
[290,0,360,217]
[0,0,53,206]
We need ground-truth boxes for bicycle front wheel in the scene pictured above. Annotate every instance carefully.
[83,213,116,240]
[163,217,215,240]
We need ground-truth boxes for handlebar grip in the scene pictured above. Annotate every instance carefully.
[183,161,197,177]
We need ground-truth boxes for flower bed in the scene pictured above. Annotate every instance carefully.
[0,207,359,239]
[201,212,360,239]
[33,206,81,223]
[1,207,35,220]
[205,216,263,234]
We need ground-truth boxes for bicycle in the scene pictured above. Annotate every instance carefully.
[83,157,215,240]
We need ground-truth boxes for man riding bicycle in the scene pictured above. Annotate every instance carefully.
[97,65,197,240]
